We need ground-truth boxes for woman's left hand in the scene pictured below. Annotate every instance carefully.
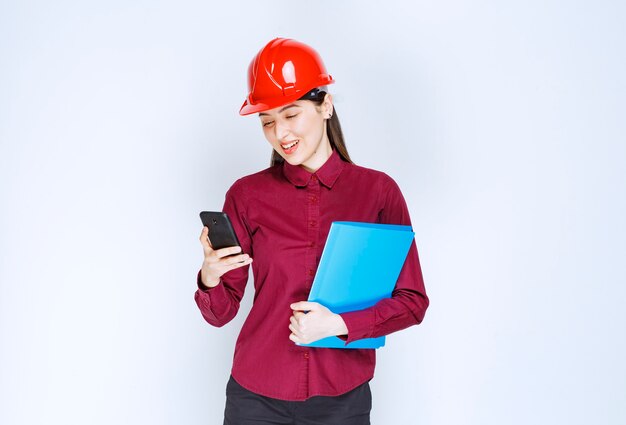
[289,301,348,345]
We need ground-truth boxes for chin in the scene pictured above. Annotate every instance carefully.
[283,157,303,166]
[277,151,303,166]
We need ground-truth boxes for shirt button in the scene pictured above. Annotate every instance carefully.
[311,175,317,181]
[310,220,317,227]
[303,352,309,359]
[308,269,315,277]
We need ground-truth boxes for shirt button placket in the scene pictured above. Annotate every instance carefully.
[305,175,320,289]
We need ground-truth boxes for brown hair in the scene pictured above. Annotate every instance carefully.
[270,89,353,166]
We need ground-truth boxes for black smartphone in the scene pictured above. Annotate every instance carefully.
[199,211,243,254]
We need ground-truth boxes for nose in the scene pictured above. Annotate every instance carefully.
[274,119,290,141]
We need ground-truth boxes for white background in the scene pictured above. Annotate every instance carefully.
[1,1,625,424]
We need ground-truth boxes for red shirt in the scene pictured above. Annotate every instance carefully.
[194,149,428,401]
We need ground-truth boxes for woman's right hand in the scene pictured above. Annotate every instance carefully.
[199,226,253,288]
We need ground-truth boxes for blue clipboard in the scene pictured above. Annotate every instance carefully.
[299,221,414,349]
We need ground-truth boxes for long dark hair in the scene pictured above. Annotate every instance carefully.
[270,88,353,166]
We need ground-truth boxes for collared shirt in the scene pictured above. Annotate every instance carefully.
[194,149,429,401]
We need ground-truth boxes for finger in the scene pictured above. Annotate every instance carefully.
[221,258,253,274]
[289,323,301,336]
[290,313,307,331]
[289,333,300,343]
[199,227,214,251]
[288,325,305,341]
[290,301,319,312]
[222,253,251,266]
[289,315,300,329]
[215,246,243,259]
[291,312,305,330]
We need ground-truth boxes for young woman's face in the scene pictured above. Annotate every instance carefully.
[258,96,333,172]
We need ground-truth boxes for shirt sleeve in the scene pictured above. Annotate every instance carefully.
[338,174,429,343]
[194,181,253,328]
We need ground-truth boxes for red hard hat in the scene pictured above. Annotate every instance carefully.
[239,38,335,116]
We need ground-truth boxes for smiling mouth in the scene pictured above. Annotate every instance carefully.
[282,140,299,149]
[281,140,299,154]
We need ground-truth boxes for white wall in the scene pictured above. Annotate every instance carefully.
[1,1,624,424]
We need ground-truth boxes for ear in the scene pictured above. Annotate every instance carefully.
[322,93,334,119]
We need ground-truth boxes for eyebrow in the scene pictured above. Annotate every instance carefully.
[258,104,301,117]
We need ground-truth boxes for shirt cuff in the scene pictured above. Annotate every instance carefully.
[195,270,229,310]
[338,309,376,344]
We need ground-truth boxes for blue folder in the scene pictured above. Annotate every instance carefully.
[299,221,414,349]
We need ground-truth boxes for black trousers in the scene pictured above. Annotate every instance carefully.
[224,375,372,425]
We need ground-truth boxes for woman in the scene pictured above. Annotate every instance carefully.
[195,38,428,425]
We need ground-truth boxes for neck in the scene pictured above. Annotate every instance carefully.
[301,138,333,172]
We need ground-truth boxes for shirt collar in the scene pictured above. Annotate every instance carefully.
[282,149,346,188]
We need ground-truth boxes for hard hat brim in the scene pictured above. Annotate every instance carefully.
[239,80,334,116]
[238,93,304,116]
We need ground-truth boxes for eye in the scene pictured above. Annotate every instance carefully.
[286,114,298,119]
[262,121,275,128]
